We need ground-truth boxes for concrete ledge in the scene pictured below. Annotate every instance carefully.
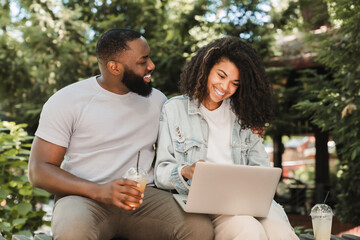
[11,234,127,240]
[9,232,360,240]
[11,234,51,240]
[34,234,53,240]
[8,233,360,240]
[11,235,32,240]
[299,233,360,240]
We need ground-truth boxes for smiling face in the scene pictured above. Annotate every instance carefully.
[120,36,155,84]
[202,58,240,110]
[102,36,155,95]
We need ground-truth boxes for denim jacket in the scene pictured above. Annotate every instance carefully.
[154,95,270,195]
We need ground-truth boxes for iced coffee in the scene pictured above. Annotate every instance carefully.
[123,167,148,208]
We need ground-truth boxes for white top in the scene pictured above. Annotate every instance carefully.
[200,100,233,165]
[35,76,167,184]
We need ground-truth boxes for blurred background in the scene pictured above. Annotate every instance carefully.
[0,0,359,238]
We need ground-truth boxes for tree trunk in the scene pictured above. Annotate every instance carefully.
[314,127,330,203]
[273,133,284,178]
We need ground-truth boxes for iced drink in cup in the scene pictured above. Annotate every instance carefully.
[310,204,333,240]
[123,167,148,208]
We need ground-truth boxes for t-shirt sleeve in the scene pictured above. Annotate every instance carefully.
[35,91,75,148]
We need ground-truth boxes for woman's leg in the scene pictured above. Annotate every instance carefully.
[211,214,267,240]
[259,202,300,240]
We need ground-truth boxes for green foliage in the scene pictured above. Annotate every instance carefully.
[62,0,274,95]
[1,0,274,133]
[0,0,96,134]
[269,0,304,34]
[293,0,360,225]
[0,121,51,239]
[294,226,313,236]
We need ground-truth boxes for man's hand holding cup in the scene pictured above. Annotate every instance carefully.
[122,167,148,209]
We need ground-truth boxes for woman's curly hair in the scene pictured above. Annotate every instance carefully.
[179,37,273,129]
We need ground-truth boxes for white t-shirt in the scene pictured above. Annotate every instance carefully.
[35,76,167,184]
[200,100,233,164]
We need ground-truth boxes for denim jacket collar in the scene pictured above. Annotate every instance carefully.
[187,98,202,115]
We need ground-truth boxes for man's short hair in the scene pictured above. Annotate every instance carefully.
[96,28,142,63]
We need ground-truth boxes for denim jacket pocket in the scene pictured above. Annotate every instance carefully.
[175,139,202,164]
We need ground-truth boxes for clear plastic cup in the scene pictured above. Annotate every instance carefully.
[310,204,333,240]
[123,167,148,208]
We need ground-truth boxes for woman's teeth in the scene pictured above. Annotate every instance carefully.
[215,88,224,96]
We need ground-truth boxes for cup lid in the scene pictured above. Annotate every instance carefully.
[123,167,148,179]
[310,204,333,216]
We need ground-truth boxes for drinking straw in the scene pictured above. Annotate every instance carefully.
[323,191,330,204]
[136,151,140,175]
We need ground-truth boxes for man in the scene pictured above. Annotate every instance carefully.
[29,29,213,240]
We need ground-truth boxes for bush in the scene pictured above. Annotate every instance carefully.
[0,121,51,239]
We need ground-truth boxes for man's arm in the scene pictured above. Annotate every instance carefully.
[28,136,143,210]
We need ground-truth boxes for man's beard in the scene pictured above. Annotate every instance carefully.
[122,68,153,97]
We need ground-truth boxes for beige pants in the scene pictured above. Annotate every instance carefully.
[211,203,300,240]
[51,187,214,240]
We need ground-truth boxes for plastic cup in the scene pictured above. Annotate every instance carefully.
[310,204,333,240]
[123,167,148,208]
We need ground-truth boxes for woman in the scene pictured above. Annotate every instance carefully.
[154,37,299,240]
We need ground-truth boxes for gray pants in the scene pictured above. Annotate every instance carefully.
[51,187,214,240]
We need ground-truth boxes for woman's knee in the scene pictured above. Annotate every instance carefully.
[261,218,299,240]
[213,215,267,240]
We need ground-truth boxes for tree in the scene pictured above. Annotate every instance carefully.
[0,0,95,134]
[294,0,360,224]
[1,0,274,133]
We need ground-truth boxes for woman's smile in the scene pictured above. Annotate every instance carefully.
[203,58,240,110]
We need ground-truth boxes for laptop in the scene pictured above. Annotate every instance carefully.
[173,162,282,217]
